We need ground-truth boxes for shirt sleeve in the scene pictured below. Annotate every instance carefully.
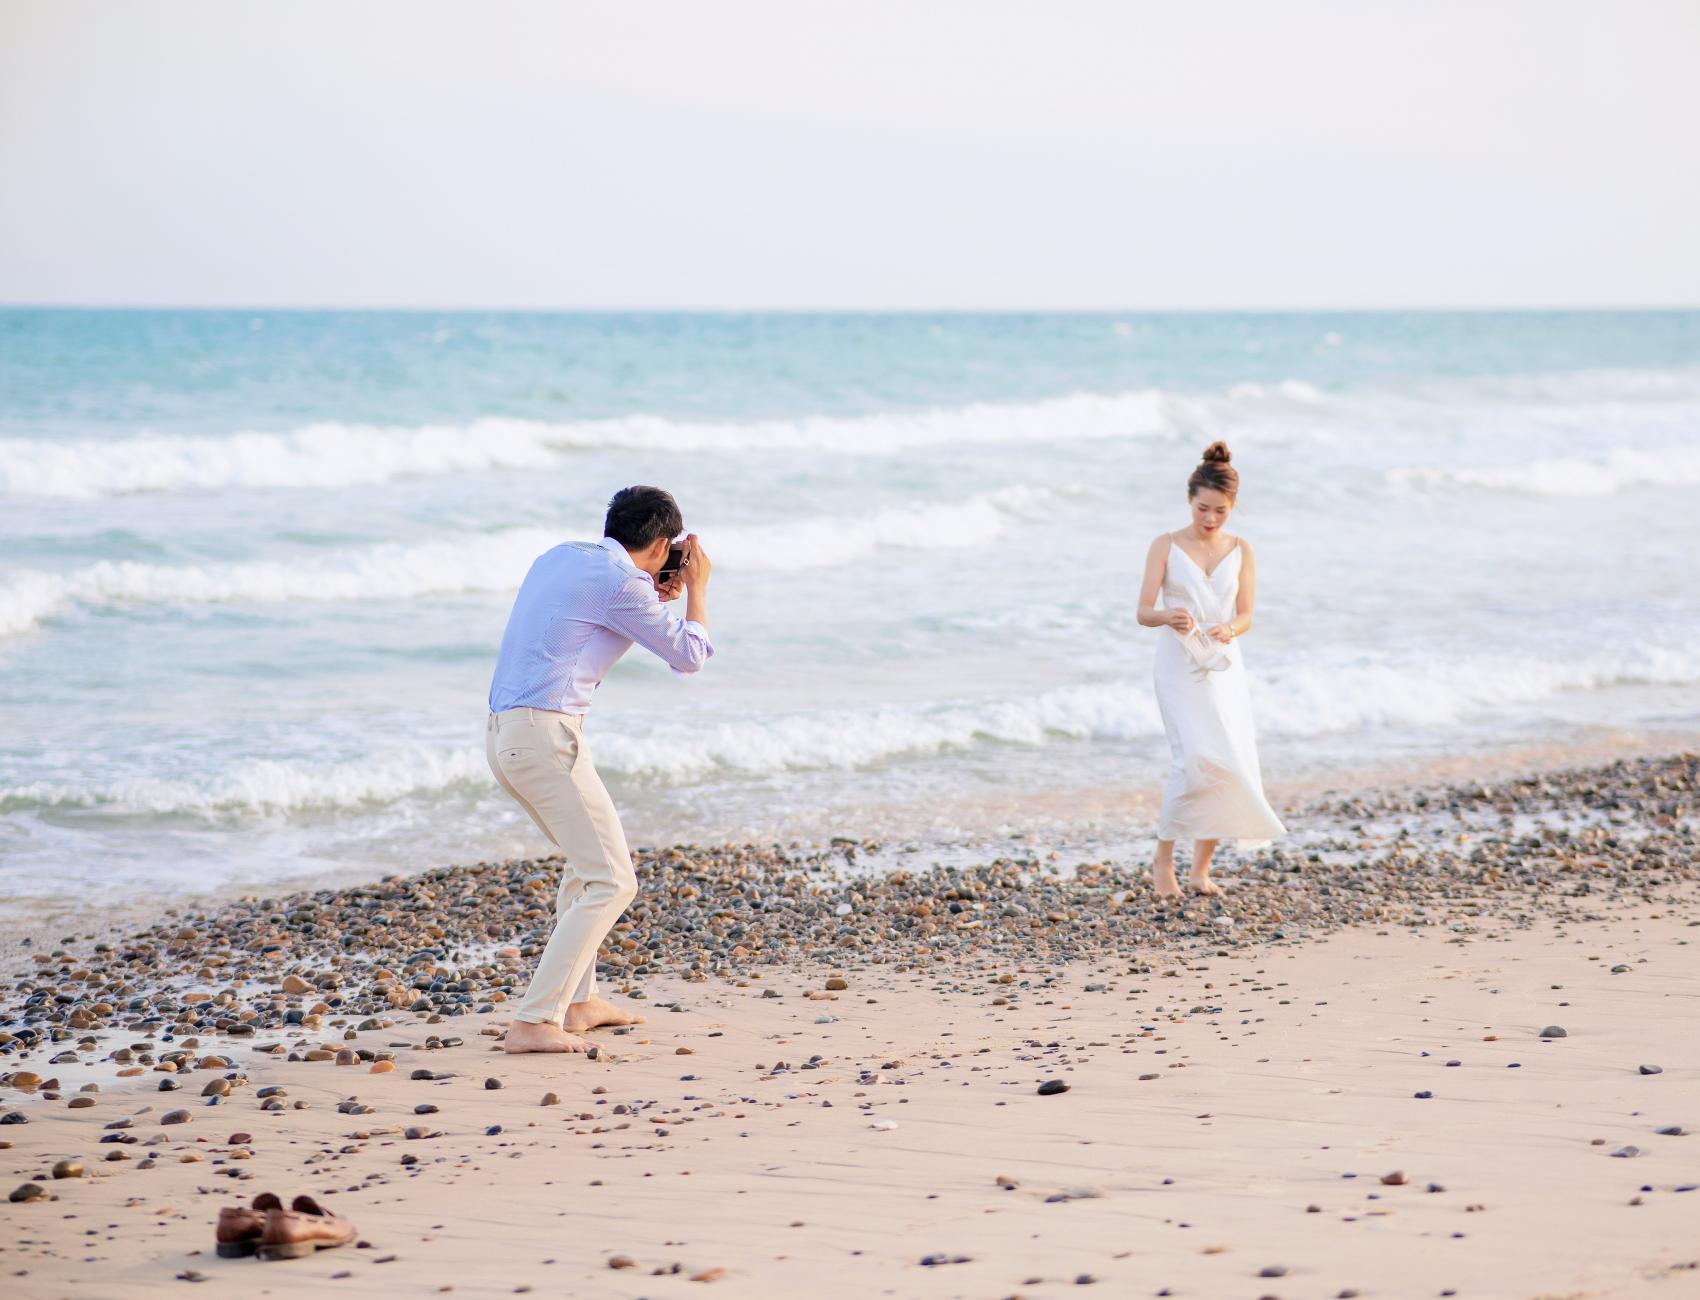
[603,574,715,675]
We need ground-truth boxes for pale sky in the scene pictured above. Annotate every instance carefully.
[2,0,1697,310]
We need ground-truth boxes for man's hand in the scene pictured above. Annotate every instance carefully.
[682,535,712,588]
[654,573,685,602]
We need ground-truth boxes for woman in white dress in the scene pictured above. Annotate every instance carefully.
[1137,441,1285,898]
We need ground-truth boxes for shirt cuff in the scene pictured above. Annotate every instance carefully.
[669,620,714,679]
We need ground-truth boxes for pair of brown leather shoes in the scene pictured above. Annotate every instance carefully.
[216,1191,356,1260]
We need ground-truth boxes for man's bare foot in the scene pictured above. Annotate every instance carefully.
[563,995,646,1033]
[502,1020,594,1054]
[1187,874,1224,896]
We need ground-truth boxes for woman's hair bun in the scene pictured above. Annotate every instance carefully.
[1201,440,1232,464]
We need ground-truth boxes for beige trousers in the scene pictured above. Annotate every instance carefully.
[485,708,638,1025]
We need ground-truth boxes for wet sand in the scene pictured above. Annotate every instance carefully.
[2,753,1697,1298]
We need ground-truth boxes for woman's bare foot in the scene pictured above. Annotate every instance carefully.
[503,1020,594,1054]
[1151,839,1182,899]
[1187,874,1224,896]
[563,995,646,1033]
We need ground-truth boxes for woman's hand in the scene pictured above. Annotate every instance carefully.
[1165,609,1195,634]
[1206,623,1234,644]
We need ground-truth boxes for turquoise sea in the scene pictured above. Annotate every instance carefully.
[2,310,1698,914]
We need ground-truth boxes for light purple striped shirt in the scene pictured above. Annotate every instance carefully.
[488,536,713,714]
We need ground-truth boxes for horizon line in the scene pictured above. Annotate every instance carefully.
[4,301,1700,315]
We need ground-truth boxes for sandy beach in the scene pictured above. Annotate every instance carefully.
[3,753,1697,1299]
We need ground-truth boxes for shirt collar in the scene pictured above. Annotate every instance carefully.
[599,535,648,580]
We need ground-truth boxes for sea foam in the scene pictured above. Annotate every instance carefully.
[1391,446,1700,497]
[0,384,1326,499]
[0,485,1068,636]
[8,640,1693,818]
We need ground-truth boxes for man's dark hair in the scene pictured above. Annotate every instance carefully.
[604,485,683,551]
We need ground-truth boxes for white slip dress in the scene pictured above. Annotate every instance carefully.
[1153,541,1286,847]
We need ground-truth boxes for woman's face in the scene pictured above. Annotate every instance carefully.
[1189,487,1234,535]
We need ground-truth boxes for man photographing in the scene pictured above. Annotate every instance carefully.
[485,486,713,1054]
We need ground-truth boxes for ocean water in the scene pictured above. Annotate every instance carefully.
[2,309,1698,914]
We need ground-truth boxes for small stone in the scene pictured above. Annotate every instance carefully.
[161,1109,192,1125]
[1,1112,27,1125]
[282,974,312,994]
[825,977,848,991]
[1639,1064,1663,1076]
[1539,1026,1567,1038]
[1037,1080,1070,1096]
[1380,1170,1407,1185]
[1259,1265,1289,1278]
[9,1182,48,1202]
[415,1103,439,1115]
[201,1079,230,1097]
[1413,1091,1434,1099]
[227,1132,253,1145]
[608,1255,638,1270]
[995,1175,1019,1189]
[484,1077,503,1090]
[1655,1125,1686,1136]
[690,1267,727,1282]
[1610,1145,1640,1158]
[541,1092,561,1107]
[66,1096,96,1109]
[370,1060,395,1074]
[51,1160,84,1180]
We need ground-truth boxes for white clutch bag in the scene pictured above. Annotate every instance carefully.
[1179,623,1231,677]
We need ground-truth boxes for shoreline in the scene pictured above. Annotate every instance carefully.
[3,729,1691,964]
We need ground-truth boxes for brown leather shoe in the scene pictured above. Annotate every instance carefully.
[258,1194,357,1260]
[216,1191,281,1257]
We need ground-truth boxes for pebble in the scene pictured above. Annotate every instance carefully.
[1380,1171,1407,1185]
[1037,1080,1070,1096]
[1639,1065,1664,1076]
[541,1092,561,1106]
[50,1160,83,1180]
[1539,1026,1567,1038]
[161,1109,191,1125]
[9,1182,48,1202]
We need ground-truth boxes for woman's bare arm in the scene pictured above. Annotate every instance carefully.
[1208,538,1256,641]
[1137,534,1192,632]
